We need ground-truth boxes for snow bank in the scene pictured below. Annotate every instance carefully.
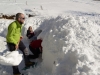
[25,15,100,75]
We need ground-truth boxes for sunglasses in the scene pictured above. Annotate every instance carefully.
[22,18,25,20]
[20,17,25,20]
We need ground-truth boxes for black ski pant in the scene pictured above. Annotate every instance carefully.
[7,41,29,74]
[29,45,41,59]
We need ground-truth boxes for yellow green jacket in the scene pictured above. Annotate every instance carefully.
[6,21,22,45]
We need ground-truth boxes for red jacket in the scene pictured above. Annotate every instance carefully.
[30,39,42,51]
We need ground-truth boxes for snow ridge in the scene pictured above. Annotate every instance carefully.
[26,15,100,75]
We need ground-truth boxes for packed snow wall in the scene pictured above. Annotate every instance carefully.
[36,16,100,75]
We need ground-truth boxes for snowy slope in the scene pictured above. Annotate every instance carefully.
[0,0,100,75]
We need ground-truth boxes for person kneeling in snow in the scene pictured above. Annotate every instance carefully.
[28,39,43,59]
[26,26,43,59]
[6,13,35,75]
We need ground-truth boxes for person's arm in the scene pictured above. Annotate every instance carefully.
[15,35,23,50]
[27,30,35,39]
[26,30,30,36]
[39,46,42,53]
[26,30,31,38]
[15,38,21,50]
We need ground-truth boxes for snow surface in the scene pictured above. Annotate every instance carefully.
[0,0,100,75]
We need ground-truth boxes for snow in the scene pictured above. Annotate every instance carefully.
[37,16,100,75]
[0,51,23,66]
[0,0,100,75]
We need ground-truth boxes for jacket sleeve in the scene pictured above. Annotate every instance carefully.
[7,23,18,45]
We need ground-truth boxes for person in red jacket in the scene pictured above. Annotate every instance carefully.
[28,39,42,59]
